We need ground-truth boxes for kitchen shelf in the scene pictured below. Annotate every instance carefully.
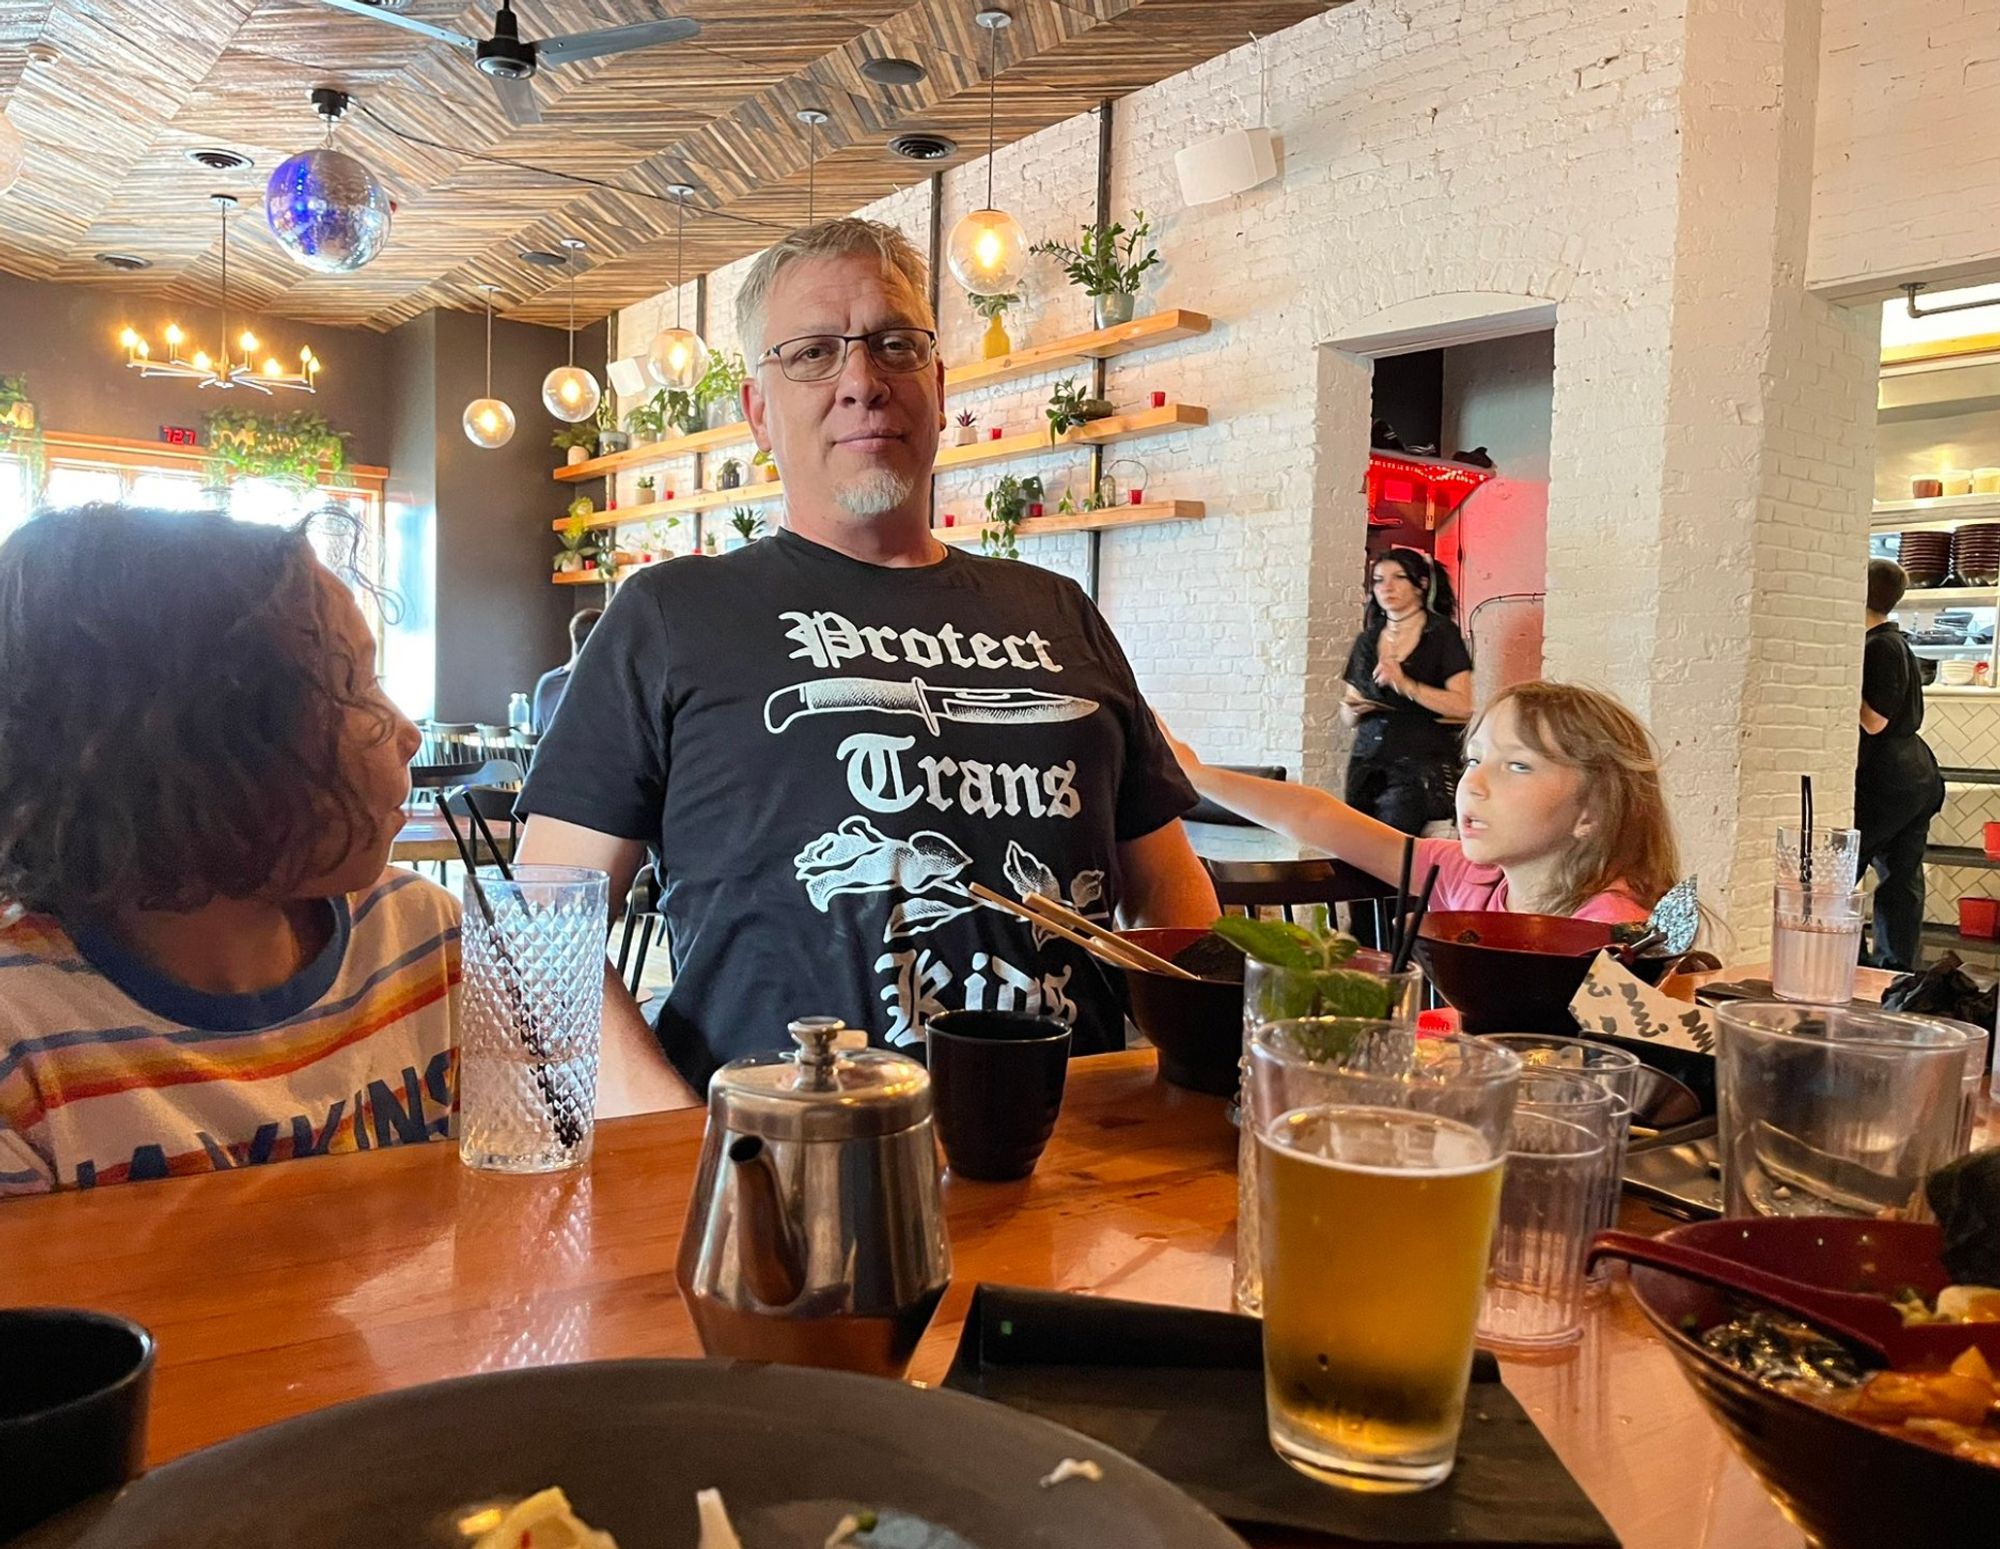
[1872,495,2000,533]
[555,421,757,483]
[935,500,1205,548]
[1928,845,2000,870]
[1898,586,2000,607]
[1921,922,2000,956]
[1943,766,2000,786]
[943,309,1212,393]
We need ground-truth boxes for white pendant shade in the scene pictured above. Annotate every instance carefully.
[542,364,600,422]
[947,207,1028,297]
[463,397,517,448]
[647,326,708,391]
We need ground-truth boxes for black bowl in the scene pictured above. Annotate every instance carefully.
[1414,911,1621,1034]
[1117,927,1242,1096]
[1623,1218,2000,1549]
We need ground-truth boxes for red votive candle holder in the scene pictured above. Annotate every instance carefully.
[989,426,1003,440]
[942,513,956,527]
[1128,488,1145,505]
[1150,390,1167,408]
[1028,502,1044,518]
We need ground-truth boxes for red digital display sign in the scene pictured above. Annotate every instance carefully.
[159,425,200,447]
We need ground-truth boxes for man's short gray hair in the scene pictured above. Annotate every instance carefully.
[735,218,934,362]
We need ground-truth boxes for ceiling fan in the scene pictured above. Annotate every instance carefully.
[315,0,701,125]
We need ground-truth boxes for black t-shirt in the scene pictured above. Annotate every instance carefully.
[1856,621,1943,837]
[518,528,1198,1087]
[1343,615,1473,762]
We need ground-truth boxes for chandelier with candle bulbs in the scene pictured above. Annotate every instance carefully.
[121,195,321,394]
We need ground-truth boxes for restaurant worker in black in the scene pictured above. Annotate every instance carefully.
[1856,558,1945,971]
[516,219,1218,1111]
[1340,547,1473,835]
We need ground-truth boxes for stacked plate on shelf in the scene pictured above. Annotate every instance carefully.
[1952,523,2000,586]
[1899,529,1953,586]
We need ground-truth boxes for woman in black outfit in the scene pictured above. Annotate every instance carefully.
[1342,547,1474,835]
[1856,558,1945,971]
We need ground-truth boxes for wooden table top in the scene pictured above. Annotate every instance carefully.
[1,1050,1800,1549]
[391,809,461,864]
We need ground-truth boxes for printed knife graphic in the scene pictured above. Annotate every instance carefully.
[765,677,1099,735]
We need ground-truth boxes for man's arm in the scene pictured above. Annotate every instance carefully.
[1117,819,1219,928]
[1860,701,1889,735]
[515,815,701,1116]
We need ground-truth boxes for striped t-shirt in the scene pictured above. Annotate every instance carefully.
[0,869,459,1196]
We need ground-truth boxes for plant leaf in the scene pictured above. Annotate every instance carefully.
[1210,914,1320,971]
[1307,969,1396,1019]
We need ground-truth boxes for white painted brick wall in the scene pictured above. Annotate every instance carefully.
[1812,0,2000,296]
[605,0,1881,946]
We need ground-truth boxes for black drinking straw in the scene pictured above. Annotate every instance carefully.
[1800,774,1815,922]
[1394,834,1415,957]
[1390,864,1441,976]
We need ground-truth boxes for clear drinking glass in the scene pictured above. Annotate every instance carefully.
[1775,824,1862,895]
[1249,1022,1520,1493]
[1715,1002,1974,1219]
[1474,1034,1640,1292]
[459,865,610,1174]
[1477,1073,1616,1351]
[1771,883,1864,1004]
[1235,954,1423,1315]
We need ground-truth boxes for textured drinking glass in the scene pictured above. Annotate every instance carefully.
[1771,883,1863,1004]
[1235,954,1422,1315]
[1716,1002,1973,1219]
[1475,1035,1640,1292]
[1250,1023,1519,1493]
[1477,1076,1614,1351]
[1775,824,1861,895]
[459,865,609,1174]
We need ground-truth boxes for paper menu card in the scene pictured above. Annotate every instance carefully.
[1568,952,1714,1054]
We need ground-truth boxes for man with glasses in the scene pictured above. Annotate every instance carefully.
[517,218,1217,1110]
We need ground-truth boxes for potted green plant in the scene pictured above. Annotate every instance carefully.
[624,393,667,444]
[595,397,630,455]
[969,290,1021,359]
[666,387,703,437]
[982,474,1030,560]
[728,507,764,549]
[201,408,349,491]
[551,422,598,467]
[554,512,592,576]
[694,350,749,428]
[752,448,780,483]
[718,457,744,490]
[1031,211,1161,329]
[635,474,656,501]
[0,373,45,492]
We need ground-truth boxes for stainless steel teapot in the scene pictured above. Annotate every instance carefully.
[674,1017,950,1376]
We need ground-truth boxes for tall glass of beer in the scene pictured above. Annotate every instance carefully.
[1249,1021,1520,1492]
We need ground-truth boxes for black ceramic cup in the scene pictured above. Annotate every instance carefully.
[0,1308,155,1543]
[926,1011,1072,1181]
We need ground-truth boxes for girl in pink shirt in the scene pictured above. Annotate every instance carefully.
[1162,681,1681,924]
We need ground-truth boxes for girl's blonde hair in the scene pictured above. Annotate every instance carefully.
[1473,680,1681,916]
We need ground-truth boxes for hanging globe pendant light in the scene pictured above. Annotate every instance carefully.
[266,88,392,274]
[947,11,1026,297]
[541,237,601,423]
[646,186,708,392]
[464,286,517,449]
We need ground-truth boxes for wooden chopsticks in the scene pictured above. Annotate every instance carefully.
[965,883,1199,980]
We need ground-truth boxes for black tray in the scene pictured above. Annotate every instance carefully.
[943,1286,1620,1548]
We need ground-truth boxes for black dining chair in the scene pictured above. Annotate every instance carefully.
[1185,763,1288,827]
[615,861,667,998]
[442,785,524,871]
[1202,856,1399,941]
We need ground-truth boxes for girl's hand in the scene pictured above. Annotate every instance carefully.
[1154,712,1202,776]
[1373,657,1410,695]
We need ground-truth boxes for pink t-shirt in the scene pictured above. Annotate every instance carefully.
[1414,838,1651,925]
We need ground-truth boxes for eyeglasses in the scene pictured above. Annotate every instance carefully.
[758,327,938,383]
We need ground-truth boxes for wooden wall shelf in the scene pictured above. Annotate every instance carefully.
[944,309,1211,394]
[556,421,757,483]
[935,500,1205,548]
[936,403,1206,474]
[554,480,784,534]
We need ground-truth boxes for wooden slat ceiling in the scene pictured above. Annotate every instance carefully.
[0,0,1340,330]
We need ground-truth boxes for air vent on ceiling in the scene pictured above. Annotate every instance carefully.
[861,56,927,86]
[519,249,570,267]
[95,252,152,272]
[185,148,254,173]
[888,132,957,162]
[358,0,415,10]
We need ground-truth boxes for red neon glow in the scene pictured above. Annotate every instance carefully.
[1367,451,1494,529]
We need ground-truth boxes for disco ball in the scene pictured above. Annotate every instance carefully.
[265,146,392,273]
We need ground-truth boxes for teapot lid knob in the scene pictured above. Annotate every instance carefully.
[789,1017,866,1086]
